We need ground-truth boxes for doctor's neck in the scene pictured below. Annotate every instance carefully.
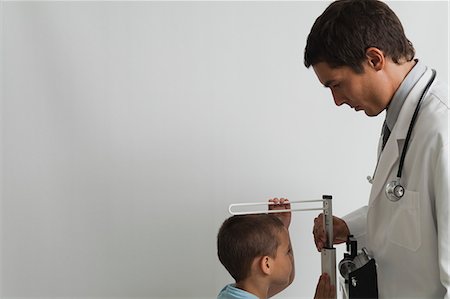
[384,59,417,108]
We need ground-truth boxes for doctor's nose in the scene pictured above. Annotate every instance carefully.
[331,90,345,106]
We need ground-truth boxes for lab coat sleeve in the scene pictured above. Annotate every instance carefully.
[342,205,368,249]
[435,143,450,298]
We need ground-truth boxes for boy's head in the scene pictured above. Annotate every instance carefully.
[217,214,293,285]
[304,0,415,73]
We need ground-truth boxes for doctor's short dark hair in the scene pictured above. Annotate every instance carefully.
[304,0,415,73]
[217,214,285,282]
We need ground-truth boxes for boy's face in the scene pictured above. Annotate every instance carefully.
[312,61,388,117]
[270,228,294,287]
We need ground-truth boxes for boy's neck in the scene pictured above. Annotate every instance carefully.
[235,279,269,299]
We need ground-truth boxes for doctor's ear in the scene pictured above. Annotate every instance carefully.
[365,47,385,71]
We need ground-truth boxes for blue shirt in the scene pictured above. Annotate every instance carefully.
[217,284,260,299]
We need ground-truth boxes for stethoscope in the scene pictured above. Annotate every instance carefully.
[367,69,436,202]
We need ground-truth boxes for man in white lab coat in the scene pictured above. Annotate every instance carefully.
[304,0,449,298]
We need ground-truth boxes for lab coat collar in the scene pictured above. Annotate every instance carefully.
[368,68,435,206]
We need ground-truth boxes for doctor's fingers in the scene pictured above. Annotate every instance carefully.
[268,197,290,210]
[313,214,326,251]
[314,274,336,299]
[332,216,350,244]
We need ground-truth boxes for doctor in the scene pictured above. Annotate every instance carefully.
[304,0,449,298]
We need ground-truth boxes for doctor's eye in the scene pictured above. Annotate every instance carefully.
[332,83,340,89]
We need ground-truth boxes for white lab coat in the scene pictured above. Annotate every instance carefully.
[344,67,449,298]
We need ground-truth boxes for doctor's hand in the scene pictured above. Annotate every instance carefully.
[312,213,349,251]
[314,273,336,299]
[268,198,291,229]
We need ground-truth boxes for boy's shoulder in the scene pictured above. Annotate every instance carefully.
[217,284,260,299]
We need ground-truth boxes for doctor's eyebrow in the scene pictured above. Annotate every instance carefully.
[323,80,336,88]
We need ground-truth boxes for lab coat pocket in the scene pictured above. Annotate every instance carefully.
[387,190,421,251]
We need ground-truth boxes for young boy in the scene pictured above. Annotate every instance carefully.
[217,198,334,299]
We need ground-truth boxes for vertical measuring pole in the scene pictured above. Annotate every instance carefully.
[321,195,337,298]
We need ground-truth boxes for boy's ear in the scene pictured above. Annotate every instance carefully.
[259,256,272,275]
[365,47,385,71]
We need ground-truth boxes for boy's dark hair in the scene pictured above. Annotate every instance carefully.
[217,214,285,282]
[304,0,415,73]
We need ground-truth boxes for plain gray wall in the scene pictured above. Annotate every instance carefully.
[1,1,448,298]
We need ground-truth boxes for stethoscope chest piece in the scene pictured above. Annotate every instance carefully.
[385,179,404,202]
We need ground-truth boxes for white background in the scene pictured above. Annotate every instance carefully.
[1,1,448,298]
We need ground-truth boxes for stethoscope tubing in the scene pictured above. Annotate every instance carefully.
[369,69,437,201]
[396,69,437,179]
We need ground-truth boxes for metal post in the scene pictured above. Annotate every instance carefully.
[321,195,337,298]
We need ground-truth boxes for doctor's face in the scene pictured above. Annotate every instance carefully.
[312,62,386,116]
